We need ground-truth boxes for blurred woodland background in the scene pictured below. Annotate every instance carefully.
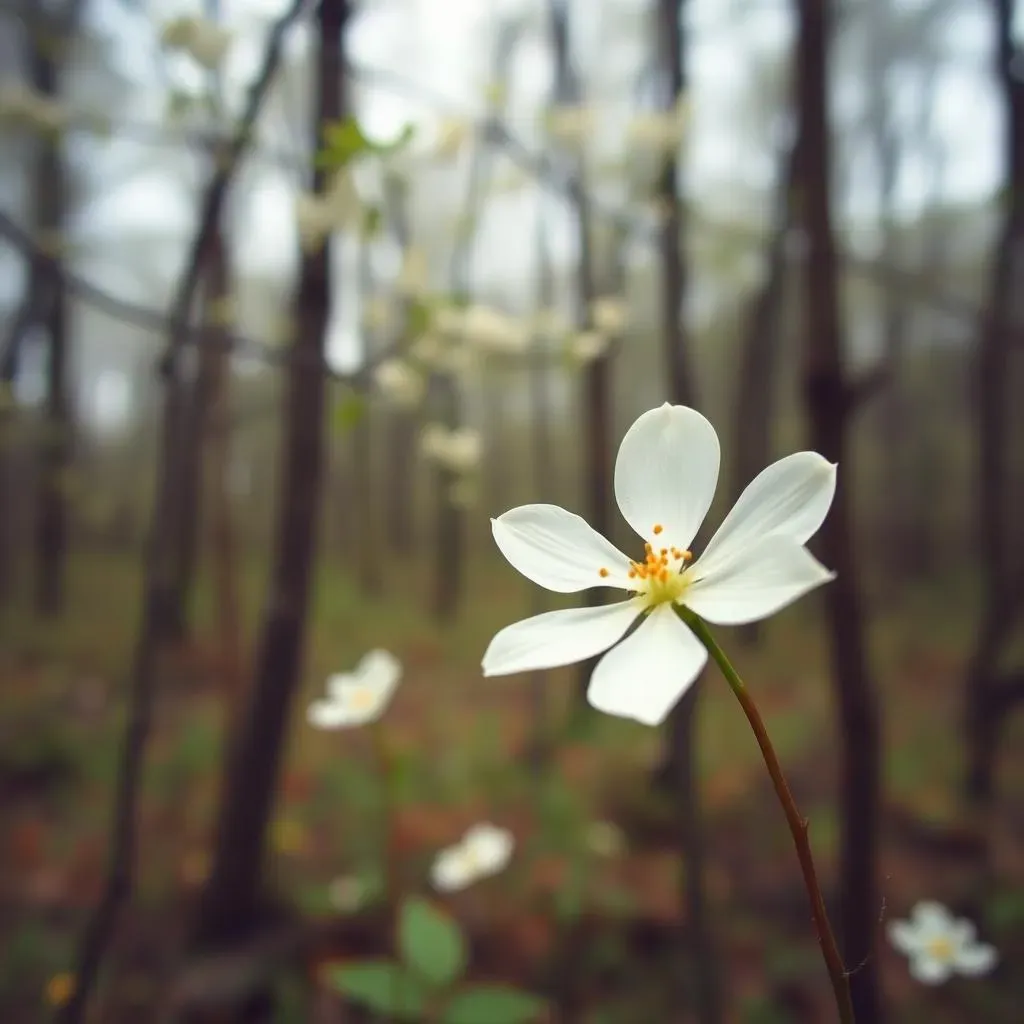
[1,0,1023,1021]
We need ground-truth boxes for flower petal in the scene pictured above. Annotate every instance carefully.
[696,452,836,580]
[910,901,956,936]
[357,649,402,689]
[587,604,707,725]
[887,919,925,957]
[491,504,633,592]
[430,847,471,892]
[307,698,366,729]
[464,823,514,876]
[684,538,835,625]
[614,404,720,550]
[954,942,997,976]
[482,601,640,676]
[909,954,953,985]
[326,672,356,701]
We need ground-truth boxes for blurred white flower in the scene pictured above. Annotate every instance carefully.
[463,305,531,356]
[585,820,626,858]
[431,824,514,892]
[591,297,628,336]
[374,359,425,409]
[295,170,361,253]
[626,97,689,157]
[160,15,233,71]
[328,874,366,913]
[888,901,997,985]
[308,650,402,729]
[433,116,469,160]
[568,329,609,365]
[547,104,597,148]
[482,404,836,725]
[420,425,483,474]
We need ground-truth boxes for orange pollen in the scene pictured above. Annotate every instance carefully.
[628,569,636,578]
[653,524,664,535]
[682,549,693,561]
[599,567,609,578]
[660,547,668,556]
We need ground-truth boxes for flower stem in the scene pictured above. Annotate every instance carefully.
[680,608,856,1024]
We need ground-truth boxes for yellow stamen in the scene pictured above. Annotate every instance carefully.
[599,567,609,578]
[653,524,664,535]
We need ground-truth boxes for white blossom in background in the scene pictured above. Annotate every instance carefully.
[461,304,531,356]
[420,424,483,474]
[431,824,514,892]
[433,116,470,160]
[888,901,997,984]
[295,170,361,253]
[160,15,233,71]
[374,359,425,409]
[591,297,628,336]
[308,650,402,729]
[546,103,597,149]
[0,82,68,134]
[568,329,609,366]
[626,97,690,158]
[585,820,626,858]
[482,404,837,726]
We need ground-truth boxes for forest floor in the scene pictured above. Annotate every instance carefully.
[2,546,1024,1023]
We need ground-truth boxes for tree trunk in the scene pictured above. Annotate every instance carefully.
[794,2,884,1020]
[544,0,610,698]
[730,141,795,647]
[962,0,1024,874]
[31,34,71,618]
[201,231,245,705]
[191,0,346,949]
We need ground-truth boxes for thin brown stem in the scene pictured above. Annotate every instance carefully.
[680,608,855,1024]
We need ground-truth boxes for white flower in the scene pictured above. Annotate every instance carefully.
[887,901,997,984]
[374,359,425,409]
[591,297,627,336]
[460,305,531,356]
[481,404,836,726]
[420,425,483,474]
[547,104,597,148]
[433,116,469,160]
[295,171,361,253]
[307,650,402,729]
[160,16,232,71]
[431,824,514,892]
[568,329,609,365]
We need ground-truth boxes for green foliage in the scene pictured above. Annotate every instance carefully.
[317,117,415,171]
[398,896,467,988]
[328,961,427,1019]
[441,984,548,1024]
[986,887,1024,933]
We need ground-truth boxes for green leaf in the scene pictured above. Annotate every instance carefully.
[442,984,548,1024]
[327,961,426,1019]
[398,896,467,988]
[332,392,366,434]
[406,299,433,338]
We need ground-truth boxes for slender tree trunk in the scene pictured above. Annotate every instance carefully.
[354,244,381,598]
[544,0,610,698]
[431,20,520,621]
[963,0,1024,871]
[382,175,416,557]
[0,288,40,606]
[31,34,71,617]
[191,0,347,949]
[202,231,245,705]
[794,2,884,1020]
[731,142,796,646]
